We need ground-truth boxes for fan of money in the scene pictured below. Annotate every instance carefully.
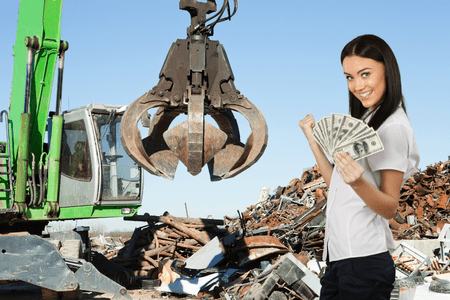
[313,114,384,162]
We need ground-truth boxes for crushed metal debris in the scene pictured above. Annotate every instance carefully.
[89,161,450,299]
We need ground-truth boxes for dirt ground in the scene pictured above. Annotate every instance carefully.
[0,281,198,300]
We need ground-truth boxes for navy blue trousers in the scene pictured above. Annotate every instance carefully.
[320,251,395,300]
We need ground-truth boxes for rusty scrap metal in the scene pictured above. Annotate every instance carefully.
[120,0,267,181]
[235,236,289,266]
[126,213,223,245]
[392,161,450,240]
[94,160,450,299]
[109,212,231,283]
[93,165,325,298]
[225,166,328,260]
[125,213,226,226]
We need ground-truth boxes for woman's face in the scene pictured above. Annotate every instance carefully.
[342,55,386,111]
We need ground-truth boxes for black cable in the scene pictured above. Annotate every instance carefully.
[202,0,238,36]
[215,0,238,24]
[206,0,228,34]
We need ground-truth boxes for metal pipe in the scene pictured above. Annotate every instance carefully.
[38,157,43,206]
[38,153,48,207]
[23,36,40,114]
[55,41,69,116]
[14,113,31,207]
[27,177,33,207]
[46,115,63,204]
[0,110,14,207]
[40,160,49,206]
[30,152,36,206]
[24,48,33,114]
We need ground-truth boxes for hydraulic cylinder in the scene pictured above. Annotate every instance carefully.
[15,113,31,205]
[46,115,63,203]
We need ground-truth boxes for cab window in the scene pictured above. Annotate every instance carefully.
[60,120,92,181]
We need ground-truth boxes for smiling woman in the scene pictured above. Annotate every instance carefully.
[340,34,406,131]
[299,34,420,300]
[343,55,386,112]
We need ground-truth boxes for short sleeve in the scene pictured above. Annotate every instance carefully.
[367,122,409,173]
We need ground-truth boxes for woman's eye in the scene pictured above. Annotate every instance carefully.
[362,72,370,78]
[346,76,353,81]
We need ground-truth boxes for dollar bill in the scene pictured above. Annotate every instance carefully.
[315,121,330,155]
[313,130,330,157]
[332,131,384,161]
[313,114,384,162]
[333,115,364,148]
[331,113,345,148]
[345,125,373,144]
[323,116,332,151]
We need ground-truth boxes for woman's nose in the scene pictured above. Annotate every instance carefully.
[354,78,365,91]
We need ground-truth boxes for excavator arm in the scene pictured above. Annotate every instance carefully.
[2,0,65,218]
[9,0,63,169]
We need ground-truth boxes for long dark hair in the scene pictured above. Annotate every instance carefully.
[340,34,406,130]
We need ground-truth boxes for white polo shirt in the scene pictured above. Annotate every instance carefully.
[323,107,420,262]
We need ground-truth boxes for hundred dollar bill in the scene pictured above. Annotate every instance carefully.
[334,115,365,149]
[313,130,331,158]
[315,119,325,148]
[331,113,345,148]
[332,131,384,162]
[313,126,324,150]
[347,120,373,140]
[323,116,332,151]
[315,120,331,154]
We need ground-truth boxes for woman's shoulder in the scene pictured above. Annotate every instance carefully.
[378,107,412,132]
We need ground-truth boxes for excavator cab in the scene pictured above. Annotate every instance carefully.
[59,103,143,208]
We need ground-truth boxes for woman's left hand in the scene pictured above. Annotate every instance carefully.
[334,151,364,186]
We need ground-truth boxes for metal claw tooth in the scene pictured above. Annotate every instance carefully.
[207,144,245,181]
[208,98,268,180]
[142,107,182,180]
[120,93,174,179]
[163,120,227,176]
[206,109,244,181]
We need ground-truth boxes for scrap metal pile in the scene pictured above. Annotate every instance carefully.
[88,166,329,299]
[110,214,228,277]
[226,165,328,260]
[97,209,324,299]
[390,160,450,240]
[89,160,450,299]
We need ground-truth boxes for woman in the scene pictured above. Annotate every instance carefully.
[299,34,419,299]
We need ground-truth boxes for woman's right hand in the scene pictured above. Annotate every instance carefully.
[298,114,316,144]
[298,114,333,186]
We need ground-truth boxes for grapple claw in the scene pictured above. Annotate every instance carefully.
[120,2,268,181]
[121,92,267,181]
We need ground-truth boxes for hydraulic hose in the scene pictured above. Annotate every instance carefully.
[38,153,48,207]
[30,153,36,206]
[55,41,69,116]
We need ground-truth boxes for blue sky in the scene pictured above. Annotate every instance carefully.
[1,1,449,231]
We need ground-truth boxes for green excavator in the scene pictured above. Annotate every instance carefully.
[0,0,267,299]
